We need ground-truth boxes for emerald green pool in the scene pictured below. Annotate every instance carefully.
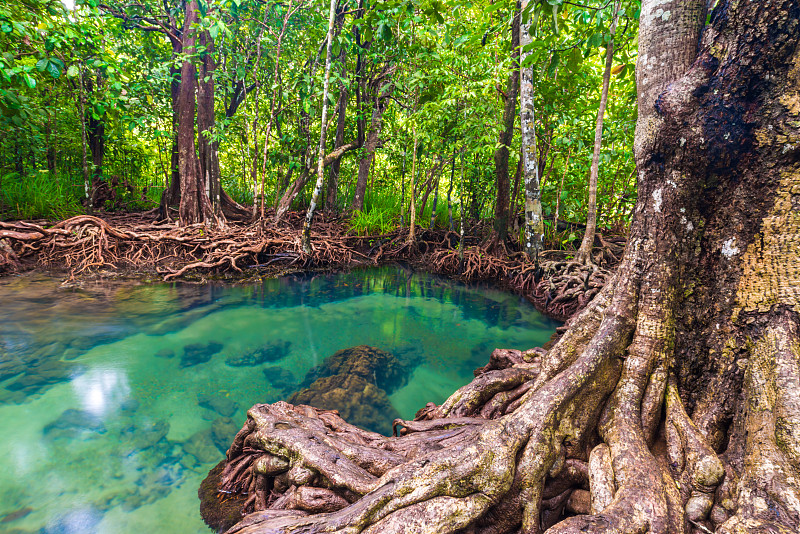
[0,266,558,533]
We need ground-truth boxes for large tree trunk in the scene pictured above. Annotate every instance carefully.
[203,2,800,534]
[176,2,204,225]
[196,30,224,224]
[491,2,521,245]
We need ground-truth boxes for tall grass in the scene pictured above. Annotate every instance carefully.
[348,188,461,235]
[1,171,83,220]
[348,189,400,235]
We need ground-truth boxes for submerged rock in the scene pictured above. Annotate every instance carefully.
[43,409,105,440]
[154,348,175,359]
[288,345,408,435]
[119,419,170,453]
[184,428,222,464]
[263,366,297,396]
[105,466,184,512]
[5,360,84,396]
[0,507,32,524]
[211,417,239,452]
[300,345,409,394]
[180,341,223,368]
[225,340,291,367]
[289,374,400,435]
[198,393,239,417]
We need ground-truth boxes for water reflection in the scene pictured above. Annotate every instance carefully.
[72,368,131,418]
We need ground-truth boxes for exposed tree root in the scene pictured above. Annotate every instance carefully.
[0,212,621,322]
[199,276,800,534]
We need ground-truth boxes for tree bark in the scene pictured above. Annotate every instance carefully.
[77,66,90,206]
[204,3,800,534]
[407,124,418,244]
[492,3,521,244]
[520,0,543,260]
[197,30,224,224]
[175,0,209,226]
[273,142,359,222]
[352,80,391,211]
[575,1,621,265]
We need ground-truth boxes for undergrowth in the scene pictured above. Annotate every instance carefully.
[1,171,83,220]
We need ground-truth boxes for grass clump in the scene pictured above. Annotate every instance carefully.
[1,171,83,220]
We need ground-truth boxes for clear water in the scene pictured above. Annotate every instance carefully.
[0,266,559,533]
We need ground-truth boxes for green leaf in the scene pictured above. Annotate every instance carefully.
[586,32,603,49]
[378,22,392,41]
[36,58,49,72]
[21,72,35,88]
[547,51,560,77]
[566,47,581,72]
[67,65,79,78]
[45,60,62,78]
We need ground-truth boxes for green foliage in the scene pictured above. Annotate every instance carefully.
[0,0,640,240]
[348,208,396,236]
[1,171,83,220]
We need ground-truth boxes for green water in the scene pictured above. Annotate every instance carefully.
[0,266,559,533]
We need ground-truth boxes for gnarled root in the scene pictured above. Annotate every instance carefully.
[202,285,631,534]
[202,267,800,534]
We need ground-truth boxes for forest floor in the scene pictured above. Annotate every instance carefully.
[0,210,625,322]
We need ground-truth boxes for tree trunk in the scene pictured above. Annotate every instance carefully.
[429,170,440,229]
[204,4,800,534]
[176,1,205,225]
[352,83,391,211]
[274,142,359,222]
[553,147,571,238]
[77,66,90,206]
[400,148,407,226]
[86,70,106,196]
[520,0,543,260]
[575,0,621,265]
[88,116,104,182]
[45,110,56,174]
[492,3,521,244]
[418,156,445,217]
[158,42,183,220]
[301,0,339,253]
[447,146,456,231]
[196,30,224,224]
[408,125,418,244]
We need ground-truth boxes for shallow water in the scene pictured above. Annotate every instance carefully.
[0,266,559,533]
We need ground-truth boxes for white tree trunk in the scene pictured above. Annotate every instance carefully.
[520,1,542,260]
[301,0,338,253]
